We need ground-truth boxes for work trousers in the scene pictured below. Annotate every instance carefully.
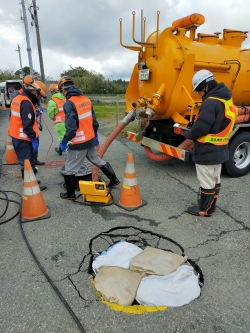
[63,146,106,176]
[33,136,39,161]
[12,137,36,172]
[54,122,66,143]
[195,164,221,189]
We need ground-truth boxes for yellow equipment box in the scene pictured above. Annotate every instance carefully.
[79,180,111,204]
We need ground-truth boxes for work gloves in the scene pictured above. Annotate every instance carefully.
[36,104,44,118]
[59,138,68,152]
[31,138,39,153]
[94,132,100,146]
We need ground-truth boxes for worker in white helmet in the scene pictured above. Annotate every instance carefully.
[183,69,238,217]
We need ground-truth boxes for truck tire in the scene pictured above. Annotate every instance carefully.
[223,131,250,177]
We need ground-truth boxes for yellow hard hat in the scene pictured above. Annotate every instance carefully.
[49,83,59,93]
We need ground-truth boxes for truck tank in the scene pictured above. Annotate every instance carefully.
[121,12,250,124]
[120,12,250,177]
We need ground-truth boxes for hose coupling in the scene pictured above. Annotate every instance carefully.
[122,110,136,125]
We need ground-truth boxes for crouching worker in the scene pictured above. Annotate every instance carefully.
[183,69,237,217]
[57,76,120,200]
[47,83,66,155]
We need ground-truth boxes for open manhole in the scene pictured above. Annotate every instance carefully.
[82,226,204,314]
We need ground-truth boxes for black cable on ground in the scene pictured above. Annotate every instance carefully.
[0,189,86,333]
[0,190,21,224]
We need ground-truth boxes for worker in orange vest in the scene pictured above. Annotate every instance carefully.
[47,83,66,155]
[10,75,45,166]
[9,79,48,191]
[57,76,120,200]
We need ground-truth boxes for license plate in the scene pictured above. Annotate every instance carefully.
[139,69,150,81]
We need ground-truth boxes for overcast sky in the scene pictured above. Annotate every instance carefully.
[0,0,249,82]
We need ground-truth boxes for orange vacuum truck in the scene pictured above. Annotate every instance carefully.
[119,12,250,177]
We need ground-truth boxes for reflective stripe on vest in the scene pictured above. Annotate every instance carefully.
[197,97,238,146]
[68,95,94,145]
[9,95,38,141]
[52,96,65,124]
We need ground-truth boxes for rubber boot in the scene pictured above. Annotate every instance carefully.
[211,183,221,212]
[198,183,221,213]
[60,175,76,200]
[100,162,120,187]
[188,188,215,217]
[55,147,62,156]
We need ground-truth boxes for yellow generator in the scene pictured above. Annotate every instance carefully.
[120,12,250,177]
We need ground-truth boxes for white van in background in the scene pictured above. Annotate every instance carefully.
[0,80,22,107]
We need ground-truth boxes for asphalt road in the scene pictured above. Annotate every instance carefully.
[0,107,249,333]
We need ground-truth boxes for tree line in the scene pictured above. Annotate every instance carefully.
[0,66,128,95]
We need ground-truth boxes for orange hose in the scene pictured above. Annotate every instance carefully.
[235,114,250,124]
[40,115,66,168]
[237,106,250,115]
[92,122,126,181]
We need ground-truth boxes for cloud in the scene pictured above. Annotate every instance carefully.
[0,0,249,80]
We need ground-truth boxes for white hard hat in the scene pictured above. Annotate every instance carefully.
[192,70,214,92]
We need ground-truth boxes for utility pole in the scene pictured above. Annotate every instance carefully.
[16,45,24,79]
[21,0,34,76]
[31,0,45,82]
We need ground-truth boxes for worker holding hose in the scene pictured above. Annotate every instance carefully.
[183,70,237,217]
[57,76,120,200]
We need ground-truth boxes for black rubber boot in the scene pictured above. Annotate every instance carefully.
[198,183,221,212]
[211,183,221,212]
[188,188,215,217]
[100,162,120,187]
[55,147,62,156]
[60,175,76,200]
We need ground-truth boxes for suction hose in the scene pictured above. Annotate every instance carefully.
[235,106,250,124]
[144,105,250,162]
[92,110,136,181]
[144,139,194,162]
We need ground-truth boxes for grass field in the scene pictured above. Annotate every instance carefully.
[94,103,145,137]
[93,102,126,121]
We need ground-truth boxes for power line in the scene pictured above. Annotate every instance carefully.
[0,19,21,35]
[0,11,21,22]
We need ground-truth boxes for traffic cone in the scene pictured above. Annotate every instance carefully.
[1,103,7,111]
[115,152,147,211]
[21,159,51,223]
[4,129,18,165]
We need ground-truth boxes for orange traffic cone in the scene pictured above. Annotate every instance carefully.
[115,152,147,211]
[1,103,7,111]
[21,159,51,222]
[4,129,19,165]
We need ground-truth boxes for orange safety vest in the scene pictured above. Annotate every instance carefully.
[68,95,94,145]
[197,97,238,146]
[52,96,65,124]
[9,95,38,141]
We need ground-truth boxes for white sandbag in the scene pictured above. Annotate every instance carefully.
[136,265,201,307]
[95,266,143,306]
[92,240,143,274]
[130,246,188,276]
